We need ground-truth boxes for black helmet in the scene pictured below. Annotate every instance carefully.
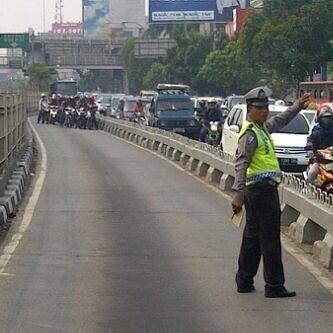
[318,105,333,130]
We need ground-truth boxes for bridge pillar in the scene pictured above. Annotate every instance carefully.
[288,215,326,245]
[313,233,333,269]
[129,133,136,142]
[219,174,234,192]
[180,153,190,166]
[151,141,160,151]
[206,167,223,184]
[171,150,182,162]
[158,143,166,155]
[196,161,209,177]
[166,146,174,159]
[187,157,199,172]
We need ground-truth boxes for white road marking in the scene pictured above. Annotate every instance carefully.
[0,119,47,274]
[100,129,333,295]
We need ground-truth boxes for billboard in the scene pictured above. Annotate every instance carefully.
[52,23,84,37]
[148,0,250,24]
[83,0,110,37]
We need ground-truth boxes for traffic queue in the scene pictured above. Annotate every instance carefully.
[38,93,98,130]
[100,83,333,197]
[41,83,333,197]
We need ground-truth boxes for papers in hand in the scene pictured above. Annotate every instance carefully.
[232,208,245,228]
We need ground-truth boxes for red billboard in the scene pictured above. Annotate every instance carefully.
[52,23,83,37]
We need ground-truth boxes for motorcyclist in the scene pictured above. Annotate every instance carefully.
[306,105,333,183]
[196,100,207,123]
[307,104,333,152]
[117,100,125,119]
[38,93,48,124]
[134,99,144,121]
[310,103,333,134]
[199,99,223,142]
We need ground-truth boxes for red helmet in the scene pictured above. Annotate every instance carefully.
[317,103,333,119]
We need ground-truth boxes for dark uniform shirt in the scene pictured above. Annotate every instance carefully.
[232,101,301,200]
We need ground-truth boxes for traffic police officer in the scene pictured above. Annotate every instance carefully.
[232,86,311,298]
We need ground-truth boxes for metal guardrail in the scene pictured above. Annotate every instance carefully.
[25,90,41,114]
[98,115,333,269]
[0,92,27,190]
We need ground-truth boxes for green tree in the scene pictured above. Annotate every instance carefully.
[143,63,168,90]
[27,63,52,91]
[163,32,217,92]
[238,0,333,89]
[198,41,261,96]
[121,38,154,94]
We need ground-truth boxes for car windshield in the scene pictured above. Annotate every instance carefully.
[124,101,137,111]
[53,82,77,96]
[230,97,245,108]
[269,111,309,134]
[98,96,111,104]
[157,99,193,112]
[302,111,316,124]
[112,98,120,108]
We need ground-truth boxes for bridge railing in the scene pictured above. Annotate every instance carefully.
[25,90,41,114]
[0,92,27,192]
[48,55,121,67]
[97,115,333,269]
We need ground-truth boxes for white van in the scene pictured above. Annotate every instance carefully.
[221,104,310,173]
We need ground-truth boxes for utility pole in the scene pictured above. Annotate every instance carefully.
[43,0,46,33]
[55,0,64,24]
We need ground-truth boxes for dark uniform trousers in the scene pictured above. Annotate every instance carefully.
[236,181,285,290]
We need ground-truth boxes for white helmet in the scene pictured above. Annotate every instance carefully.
[41,93,46,97]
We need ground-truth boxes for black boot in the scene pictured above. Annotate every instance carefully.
[265,287,296,298]
[236,276,255,293]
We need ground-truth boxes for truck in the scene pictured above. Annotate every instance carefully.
[50,79,78,97]
[145,84,200,138]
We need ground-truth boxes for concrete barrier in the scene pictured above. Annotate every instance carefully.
[97,116,333,269]
[0,91,34,231]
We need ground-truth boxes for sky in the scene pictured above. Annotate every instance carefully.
[0,0,82,33]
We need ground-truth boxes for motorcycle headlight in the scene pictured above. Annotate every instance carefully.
[211,124,218,132]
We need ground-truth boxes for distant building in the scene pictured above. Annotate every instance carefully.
[225,8,252,39]
[52,23,84,38]
[83,0,146,37]
[109,0,146,33]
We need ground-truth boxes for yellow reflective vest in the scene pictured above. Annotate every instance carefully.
[239,120,282,186]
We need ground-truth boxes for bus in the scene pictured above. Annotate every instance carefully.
[298,81,333,105]
[50,79,78,97]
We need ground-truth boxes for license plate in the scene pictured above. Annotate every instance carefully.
[173,128,185,133]
[279,158,298,165]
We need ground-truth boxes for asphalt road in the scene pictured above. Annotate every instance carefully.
[0,121,332,333]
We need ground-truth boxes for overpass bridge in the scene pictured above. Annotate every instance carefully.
[28,36,124,70]
[0,92,331,332]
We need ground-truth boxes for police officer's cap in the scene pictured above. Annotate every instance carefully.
[244,86,272,107]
